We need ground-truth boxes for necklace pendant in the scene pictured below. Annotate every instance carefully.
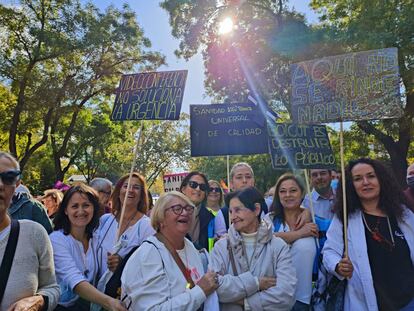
[372,232,382,242]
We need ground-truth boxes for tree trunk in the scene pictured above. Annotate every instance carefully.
[358,92,413,187]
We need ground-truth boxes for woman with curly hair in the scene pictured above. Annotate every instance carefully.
[323,158,414,311]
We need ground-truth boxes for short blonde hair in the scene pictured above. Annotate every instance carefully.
[151,191,195,232]
[42,189,64,205]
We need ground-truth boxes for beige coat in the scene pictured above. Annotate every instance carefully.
[210,219,296,311]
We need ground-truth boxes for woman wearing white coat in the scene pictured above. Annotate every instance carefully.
[323,158,414,311]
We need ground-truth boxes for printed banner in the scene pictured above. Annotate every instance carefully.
[268,122,335,169]
[291,48,403,123]
[111,70,188,121]
[163,172,189,192]
[190,103,268,157]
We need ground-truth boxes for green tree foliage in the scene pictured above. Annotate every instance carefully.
[162,0,414,185]
[0,0,165,172]
[310,0,414,184]
[189,153,289,193]
[161,0,326,108]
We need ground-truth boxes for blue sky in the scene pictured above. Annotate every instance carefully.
[91,0,320,114]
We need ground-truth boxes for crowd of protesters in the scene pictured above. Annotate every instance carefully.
[1,150,414,311]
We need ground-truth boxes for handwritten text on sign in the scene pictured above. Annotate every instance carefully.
[111,70,187,121]
[190,103,268,157]
[291,48,402,123]
[268,122,335,169]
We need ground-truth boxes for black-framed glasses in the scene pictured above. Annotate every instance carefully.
[0,170,21,186]
[188,181,208,191]
[209,187,221,193]
[168,204,195,215]
[98,190,112,196]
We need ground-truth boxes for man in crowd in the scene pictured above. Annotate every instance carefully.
[90,177,113,215]
[8,164,52,233]
[303,169,335,220]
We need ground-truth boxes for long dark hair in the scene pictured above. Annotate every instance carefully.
[179,171,209,204]
[53,183,100,239]
[270,173,305,224]
[334,158,405,221]
[111,172,149,217]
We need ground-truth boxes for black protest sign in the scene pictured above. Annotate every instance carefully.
[110,70,188,121]
[190,103,268,157]
[268,122,335,169]
[291,48,403,124]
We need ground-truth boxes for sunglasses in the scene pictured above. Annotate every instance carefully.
[0,170,21,186]
[187,181,208,192]
[168,204,195,215]
[209,187,221,193]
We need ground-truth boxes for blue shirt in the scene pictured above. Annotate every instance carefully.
[302,188,335,220]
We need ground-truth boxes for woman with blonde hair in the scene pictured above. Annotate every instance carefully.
[42,189,63,219]
[121,191,219,310]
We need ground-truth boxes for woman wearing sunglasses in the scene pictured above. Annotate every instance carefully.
[180,172,226,251]
[0,152,59,311]
[323,158,414,311]
[95,173,155,280]
[121,191,219,310]
[50,183,126,311]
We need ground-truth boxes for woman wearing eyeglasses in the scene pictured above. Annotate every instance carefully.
[121,191,219,310]
[323,158,414,311]
[180,172,226,251]
[50,183,126,311]
[41,189,64,220]
[0,152,59,311]
[95,173,155,280]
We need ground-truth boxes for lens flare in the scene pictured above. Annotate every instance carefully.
[218,17,234,35]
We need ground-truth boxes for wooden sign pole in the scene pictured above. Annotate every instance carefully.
[339,121,349,257]
[116,123,144,242]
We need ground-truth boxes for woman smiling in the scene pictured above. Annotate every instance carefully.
[95,173,155,279]
[50,184,125,311]
[211,187,296,310]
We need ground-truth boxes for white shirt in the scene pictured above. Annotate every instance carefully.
[276,223,316,304]
[95,213,155,278]
[50,230,98,307]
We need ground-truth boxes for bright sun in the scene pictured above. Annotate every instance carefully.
[218,17,234,35]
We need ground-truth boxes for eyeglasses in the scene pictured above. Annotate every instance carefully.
[122,184,142,191]
[0,170,21,186]
[187,181,208,192]
[209,187,221,193]
[99,190,111,196]
[167,204,195,215]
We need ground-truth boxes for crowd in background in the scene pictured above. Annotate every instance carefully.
[1,150,414,311]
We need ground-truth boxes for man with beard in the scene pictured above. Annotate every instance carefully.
[303,169,335,220]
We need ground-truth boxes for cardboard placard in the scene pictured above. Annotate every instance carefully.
[291,48,402,123]
[111,70,188,121]
[268,122,335,169]
[190,103,268,156]
[163,172,189,192]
